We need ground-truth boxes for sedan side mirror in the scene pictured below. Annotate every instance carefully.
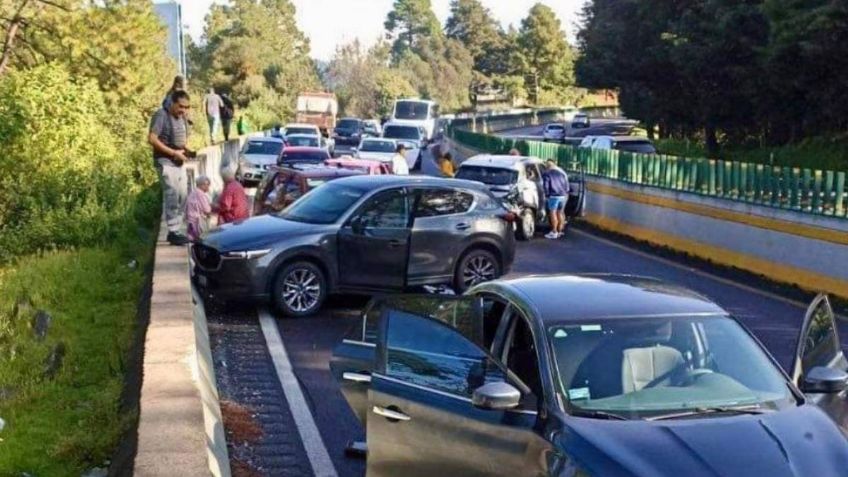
[472,381,521,410]
[802,366,848,394]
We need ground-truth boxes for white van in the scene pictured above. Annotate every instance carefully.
[390,98,439,140]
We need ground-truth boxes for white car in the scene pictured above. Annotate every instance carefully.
[571,113,590,129]
[542,123,566,142]
[382,122,426,169]
[561,106,580,122]
[284,133,321,148]
[236,137,285,186]
[580,135,658,154]
[362,119,382,137]
[283,123,334,154]
[354,138,398,164]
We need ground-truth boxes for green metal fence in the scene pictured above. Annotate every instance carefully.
[449,128,848,219]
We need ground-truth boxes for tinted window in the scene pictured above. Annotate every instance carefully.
[279,183,365,224]
[546,125,565,131]
[362,295,483,345]
[384,311,505,397]
[280,150,330,163]
[360,140,395,153]
[384,126,421,140]
[286,136,319,147]
[394,101,430,120]
[337,119,361,129]
[415,189,474,217]
[455,166,518,186]
[244,140,283,155]
[285,127,317,135]
[616,141,657,154]
[355,189,408,228]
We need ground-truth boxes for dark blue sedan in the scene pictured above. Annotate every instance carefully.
[331,275,848,476]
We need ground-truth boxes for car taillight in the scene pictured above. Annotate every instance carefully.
[499,211,517,223]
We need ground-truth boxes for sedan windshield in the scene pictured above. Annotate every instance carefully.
[286,127,318,136]
[337,119,361,129]
[244,140,283,156]
[286,136,320,147]
[548,316,795,419]
[394,101,430,120]
[280,150,330,164]
[384,126,421,140]
[360,140,395,153]
[455,166,518,186]
[279,183,365,224]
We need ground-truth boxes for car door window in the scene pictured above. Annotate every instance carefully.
[363,295,483,345]
[502,313,543,407]
[355,188,409,228]
[382,309,507,398]
[798,295,842,378]
[414,189,474,218]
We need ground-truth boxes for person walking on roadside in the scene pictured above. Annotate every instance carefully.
[162,75,186,110]
[185,175,213,242]
[217,168,250,224]
[391,144,409,175]
[543,158,570,239]
[438,152,455,177]
[148,90,194,246]
[220,93,235,141]
[203,87,224,144]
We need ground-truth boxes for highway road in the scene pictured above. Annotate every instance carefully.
[205,136,846,477]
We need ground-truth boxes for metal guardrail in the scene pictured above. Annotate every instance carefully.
[449,128,848,219]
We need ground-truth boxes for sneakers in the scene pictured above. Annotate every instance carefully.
[167,232,189,246]
[544,231,559,239]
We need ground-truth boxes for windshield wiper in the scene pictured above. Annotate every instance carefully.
[569,409,629,421]
[646,405,772,421]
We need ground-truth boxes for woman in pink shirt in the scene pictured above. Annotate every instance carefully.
[218,168,250,224]
[185,175,213,241]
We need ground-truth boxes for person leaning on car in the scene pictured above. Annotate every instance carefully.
[148,89,195,246]
[543,158,570,240]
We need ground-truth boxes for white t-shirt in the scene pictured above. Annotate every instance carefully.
[391,153,409,175]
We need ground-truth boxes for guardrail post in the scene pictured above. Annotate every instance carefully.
[813,170,823,213]
[836,172,846,217]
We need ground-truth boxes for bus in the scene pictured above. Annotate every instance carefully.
[389,98,439,140]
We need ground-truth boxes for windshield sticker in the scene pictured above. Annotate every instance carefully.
[554,329,568,338]
[580,324,602,332]
[569,387,591,400]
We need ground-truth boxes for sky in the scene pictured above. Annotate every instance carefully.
[174,0,586,61]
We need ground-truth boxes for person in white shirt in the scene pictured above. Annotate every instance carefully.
[391,144,409,175]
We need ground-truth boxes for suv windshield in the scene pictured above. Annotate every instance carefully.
[394,101,429,120]
[244,140,283,155]
[279,183,365,224]
[548,316,795,419]
[455,166,518,186]
[286,127,317,136]
[383,126,421,140]
[337,119,361,129]
[360,140,395,153]
[286,136,319,147]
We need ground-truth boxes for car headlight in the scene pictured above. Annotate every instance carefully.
[224,249,271,260]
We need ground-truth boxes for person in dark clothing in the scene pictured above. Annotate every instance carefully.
[542,158,570,239]
[220,93,235,141]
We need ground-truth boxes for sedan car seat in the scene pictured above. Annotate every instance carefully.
[622,345,685,393]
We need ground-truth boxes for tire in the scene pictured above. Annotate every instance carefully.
[516,208,535,241]
[453,249,501,293]
[272,261,327,317]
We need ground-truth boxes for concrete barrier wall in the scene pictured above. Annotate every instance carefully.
[184,133,264,196]
[446,136,848,298]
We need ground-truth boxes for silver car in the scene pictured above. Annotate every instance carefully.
[236,137,284,186]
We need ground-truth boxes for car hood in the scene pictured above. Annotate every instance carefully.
[560,405,848,477]
[201,214,321,252]
[243,154,279,166]
[357,151,394,162]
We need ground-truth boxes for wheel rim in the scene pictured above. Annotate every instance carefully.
[523,212,534,236]
[282,268,321,312]
[462,255,496,287]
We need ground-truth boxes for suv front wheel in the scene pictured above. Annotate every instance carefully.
[454,249,501,293]
[517,208,535,240]
[272,261,327,317]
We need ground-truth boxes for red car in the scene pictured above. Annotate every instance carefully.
[278,146,331,167]
[324,157,392,175]
[253,165,365,215]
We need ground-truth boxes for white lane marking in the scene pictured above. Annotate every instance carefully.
[258,308,338,477]
[571,228,813,312]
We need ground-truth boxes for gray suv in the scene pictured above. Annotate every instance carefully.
[192,175,516,316]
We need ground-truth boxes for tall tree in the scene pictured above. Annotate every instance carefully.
[445,0,507,76]
[517,3,576,104]
[384,0,443,61]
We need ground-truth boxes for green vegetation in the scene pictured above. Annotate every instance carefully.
[577,0,848,162]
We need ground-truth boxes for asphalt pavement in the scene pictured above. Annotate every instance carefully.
[205,138,843,476]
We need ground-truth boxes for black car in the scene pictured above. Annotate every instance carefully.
[193,176,517,316]
[331,275,848,476]
[334,117,367,146]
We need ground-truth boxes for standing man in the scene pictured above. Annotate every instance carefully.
[148,90,194,246]
[391,144,409,175]
[203,87,223,144]
[220,93,235,141]
[542,158,570,239]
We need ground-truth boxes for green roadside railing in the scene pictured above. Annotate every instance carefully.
[449,127,848,219]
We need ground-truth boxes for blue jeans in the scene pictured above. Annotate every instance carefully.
[547,196,567,212]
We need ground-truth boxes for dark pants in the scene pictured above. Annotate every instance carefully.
[222,118,233,141]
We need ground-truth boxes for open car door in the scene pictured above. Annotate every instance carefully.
[329,295,484,427]
[792,294,848,431]
[364,304,545,477]
[563,156,586,230]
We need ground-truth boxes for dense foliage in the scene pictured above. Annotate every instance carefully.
[577,0,848,157]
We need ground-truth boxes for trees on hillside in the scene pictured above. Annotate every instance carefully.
[517,3,577,106]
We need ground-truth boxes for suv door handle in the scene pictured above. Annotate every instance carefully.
[343,371,372,383]
[455,223,471,230]
[373,406,411,422]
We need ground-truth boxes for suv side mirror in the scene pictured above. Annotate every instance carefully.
[802,366,848,394]
[350,216,366,235]
[472,381,521,410]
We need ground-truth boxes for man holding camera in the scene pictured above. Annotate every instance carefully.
[148,90,195,246]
